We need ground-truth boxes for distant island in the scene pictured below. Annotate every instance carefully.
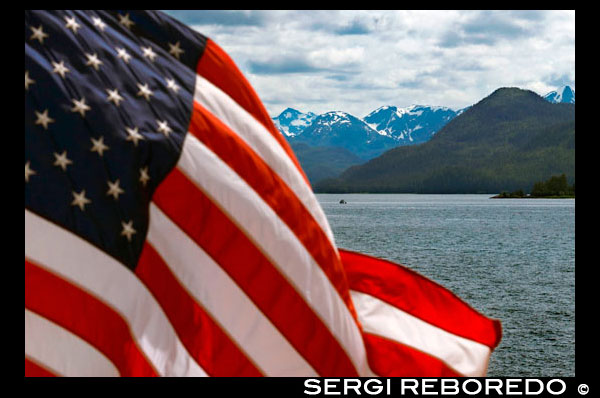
[491,174,575,199]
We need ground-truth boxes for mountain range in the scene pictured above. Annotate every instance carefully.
[273,85,574,185]
[275,105,462,161]
[363,105,463,145]
[314,87,575,193]
[290,111,397,160]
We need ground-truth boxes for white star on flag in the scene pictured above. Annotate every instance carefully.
[156,120,172,137]
[34,109,55,130]
[71,97,91,117]
[25,161,36,182]
[106,179,125,200]
[118,13,134,29]
[90,136,110,156]
[125,126,145,146]
[92,16,106,31]
[168,41,184,59]
[64,16,81,33]
[53,150,73,171]
[116,47,131,63]
[71,189,91,211]
[166,78,180,93]
[30,25,49,43]
[106,88,124,106]
[141,46,157,62]
[85,53,103,70]
[120,220,136,241]
[52,61,70,78]
[139,166,150,186]
[25,71,35,90]
[137,83,153,101]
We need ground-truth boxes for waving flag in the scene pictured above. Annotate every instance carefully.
[25,10,501,377]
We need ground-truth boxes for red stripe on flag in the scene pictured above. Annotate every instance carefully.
[152,168,359,376]
[196,39,310,186]
[362,333,462,377]
[187,101,357,321]
[25,259,158,377]
[136,242,263,377]
[25,357,58,377]
[340,250,502,348]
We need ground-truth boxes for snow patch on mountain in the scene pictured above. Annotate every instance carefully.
[543,85,575,104]
[363,104,458,145]
[272,108,317,137]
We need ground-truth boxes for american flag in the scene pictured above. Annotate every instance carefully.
[25,10,501,377]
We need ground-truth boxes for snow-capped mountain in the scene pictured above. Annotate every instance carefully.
[272,105,462,159]
[291,111,396,160]
[272,108,317,137]
[543,85,575,104]
[363,105,458,145]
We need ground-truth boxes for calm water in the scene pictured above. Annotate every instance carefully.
[316,194,575,377]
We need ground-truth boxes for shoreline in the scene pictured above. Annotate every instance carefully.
[490,195,575,199]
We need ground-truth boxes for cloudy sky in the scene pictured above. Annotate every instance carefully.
[164,10,575,118]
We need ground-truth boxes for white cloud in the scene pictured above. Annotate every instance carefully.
[308,47,365,68]
[167,10,575,117]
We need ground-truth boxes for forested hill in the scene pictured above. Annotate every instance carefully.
[289,142,363,184]
[314,88,575,194]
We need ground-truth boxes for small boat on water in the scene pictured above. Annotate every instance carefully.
[339,199,347,204]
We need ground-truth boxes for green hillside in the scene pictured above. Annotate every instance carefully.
[290,142,364,185]
[315,88,574,193]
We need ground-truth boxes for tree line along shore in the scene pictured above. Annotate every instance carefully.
[492,174,574,199]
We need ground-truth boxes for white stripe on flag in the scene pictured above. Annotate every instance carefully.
[24,209,208,377]
[147,203,318,376]
[177,134,370,375]
[193,75,337,249]
[25,308,120,377]
[351,290,492,376]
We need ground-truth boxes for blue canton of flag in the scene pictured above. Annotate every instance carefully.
[25,10,205,268]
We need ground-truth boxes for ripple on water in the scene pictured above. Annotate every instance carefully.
[317,194,575,376]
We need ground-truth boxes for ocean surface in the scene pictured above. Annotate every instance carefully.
[316,194,575,377]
